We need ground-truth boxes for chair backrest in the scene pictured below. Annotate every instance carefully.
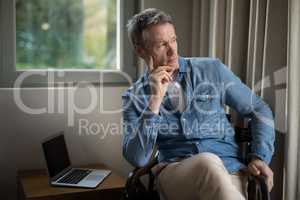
[226,114,252,164]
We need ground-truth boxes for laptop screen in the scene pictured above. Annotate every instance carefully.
[42,134,71,178]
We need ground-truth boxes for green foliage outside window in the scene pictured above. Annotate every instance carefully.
[16,0,117,70]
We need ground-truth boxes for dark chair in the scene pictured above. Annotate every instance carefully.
[123,114,271,200]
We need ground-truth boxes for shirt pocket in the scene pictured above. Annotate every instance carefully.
[188,93,223,139]
[192,94,219,115]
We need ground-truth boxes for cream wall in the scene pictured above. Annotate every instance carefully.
[0,87,132,200]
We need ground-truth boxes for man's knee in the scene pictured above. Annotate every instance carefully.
[194,152,223,162]
[158,152,229,187]
[157,152,245,200]
[187,152,225,171]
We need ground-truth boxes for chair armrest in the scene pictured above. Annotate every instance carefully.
[124,157,159,200]
[129,157,158,182]
[248,175,270,200]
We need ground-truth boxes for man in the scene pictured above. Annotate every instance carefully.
[122,8,274,200]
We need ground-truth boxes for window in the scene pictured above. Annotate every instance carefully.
[0,0,139,87]
[16,0,117,70]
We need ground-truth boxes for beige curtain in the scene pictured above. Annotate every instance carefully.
[190,0,287,199]
[284,0,300,199]
[140,0,287,199]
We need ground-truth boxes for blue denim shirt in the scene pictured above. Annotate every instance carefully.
[122,57,275,173]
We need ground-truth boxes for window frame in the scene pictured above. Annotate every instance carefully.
[0,0,140,87]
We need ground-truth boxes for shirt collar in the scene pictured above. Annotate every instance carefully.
[178,56,187,73]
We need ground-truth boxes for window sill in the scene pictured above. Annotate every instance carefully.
[0,70,133,88]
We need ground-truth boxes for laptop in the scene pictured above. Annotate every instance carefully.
[41,133,111,188]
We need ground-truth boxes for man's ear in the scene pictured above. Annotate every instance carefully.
[135,45,147,59]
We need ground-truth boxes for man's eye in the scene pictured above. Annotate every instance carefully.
[157,43,166,48]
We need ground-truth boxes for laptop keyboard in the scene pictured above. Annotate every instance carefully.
[58,169,92,184]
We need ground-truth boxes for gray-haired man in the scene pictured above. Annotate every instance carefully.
[122,8,274,199]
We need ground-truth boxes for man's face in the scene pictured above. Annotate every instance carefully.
[142,23,179,70]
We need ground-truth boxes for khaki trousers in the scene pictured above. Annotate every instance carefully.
[156,152,248,200]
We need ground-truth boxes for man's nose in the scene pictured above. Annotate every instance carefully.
[167,43,176,56]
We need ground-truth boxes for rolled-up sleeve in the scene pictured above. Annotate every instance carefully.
[122,91,162,167]
[216,60,275,164]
